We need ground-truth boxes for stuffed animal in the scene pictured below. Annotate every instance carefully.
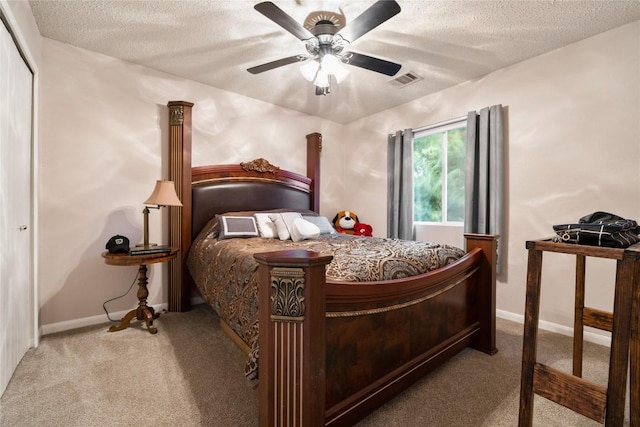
[332,210,359,234]
[353,222,373,237]
[332,211,373,237]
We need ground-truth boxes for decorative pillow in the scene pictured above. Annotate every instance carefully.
[216,215,259,240]
[269,213,291,240]
[302,215,336,234]
[280,212,303,235]
[290,218,321,242]
[254,213,278,238]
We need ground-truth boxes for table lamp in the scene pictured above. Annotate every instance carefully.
[141,180,182,247]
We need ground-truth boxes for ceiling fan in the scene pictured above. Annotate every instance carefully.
[247,0,402,95]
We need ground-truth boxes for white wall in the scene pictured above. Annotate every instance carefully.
[37,38,347,328]
[343,21,640,331]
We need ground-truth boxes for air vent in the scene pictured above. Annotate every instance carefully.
[388,71,423,88]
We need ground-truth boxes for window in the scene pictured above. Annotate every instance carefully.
[413,119,466,223]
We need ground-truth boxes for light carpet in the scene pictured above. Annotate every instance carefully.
[0,304,631,426]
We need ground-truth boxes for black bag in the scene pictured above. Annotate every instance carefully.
[552,211,640,248]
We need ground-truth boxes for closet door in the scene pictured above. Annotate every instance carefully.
[0,16,33,396]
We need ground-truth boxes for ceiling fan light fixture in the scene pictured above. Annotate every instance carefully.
[300,54,348,86]
[300,60,320,82]
[321,54,349,83]
[314,69,331,88]
[250,1,402,96]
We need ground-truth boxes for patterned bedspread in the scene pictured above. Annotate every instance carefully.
[186,217,466,379]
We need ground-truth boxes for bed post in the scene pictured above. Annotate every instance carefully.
[167,100,194,312]
[465,233,499,355]
[254,250,333,427]
[306,133,321,213]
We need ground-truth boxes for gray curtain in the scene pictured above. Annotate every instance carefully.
[387,129,414,240]
[464,105,504,271]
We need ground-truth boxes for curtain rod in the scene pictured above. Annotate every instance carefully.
[412,115,467,134]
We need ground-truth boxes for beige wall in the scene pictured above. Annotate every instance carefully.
[37,38,347,328]
[342,21,640,331]
[25,7,640,336]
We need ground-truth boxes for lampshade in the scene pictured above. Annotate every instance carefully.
[144,180,182,207]
[320,54,349,83]
[314,69,330,88]
[300,60,320,82]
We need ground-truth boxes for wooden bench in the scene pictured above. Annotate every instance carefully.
[518,239,639,426]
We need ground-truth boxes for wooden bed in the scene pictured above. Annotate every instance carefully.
[165,101,498,426]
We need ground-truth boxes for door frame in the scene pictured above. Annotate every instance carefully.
[0,0,39,348]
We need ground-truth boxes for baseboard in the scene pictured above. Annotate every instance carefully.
[497,309,612,347]
[39,305,611,347]
[40,294,206,336]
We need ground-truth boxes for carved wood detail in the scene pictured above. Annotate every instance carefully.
[169,104,185,125]
[241,158,280,174]
[270,267,305,322]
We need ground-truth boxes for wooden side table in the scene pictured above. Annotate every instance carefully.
[518,239,639,426]
[102,248,178,334]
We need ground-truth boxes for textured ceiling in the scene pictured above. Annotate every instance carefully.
[28,0,640,124]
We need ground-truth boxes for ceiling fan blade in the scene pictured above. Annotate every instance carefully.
[336,0,401,44]
[247,55,307,74]
[343,52,401,76]
[254,2,315,41]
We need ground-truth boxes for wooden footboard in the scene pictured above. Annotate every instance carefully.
[255,234,498,427]
[255,250,333,427]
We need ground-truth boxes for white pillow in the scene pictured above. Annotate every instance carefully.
[290,218,321,242]
[254,213,278,238]
[269,213,290,240]
[280,212,303,234]
[302,215,336,234]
